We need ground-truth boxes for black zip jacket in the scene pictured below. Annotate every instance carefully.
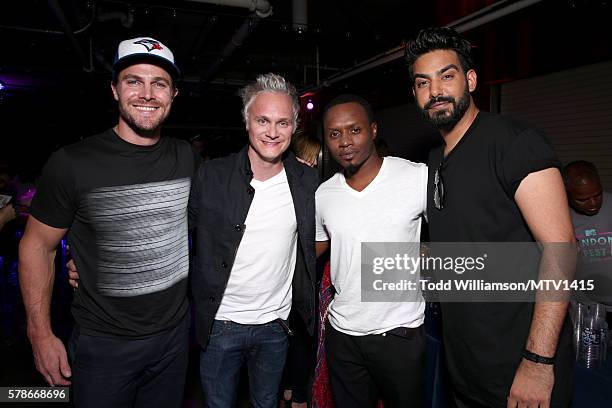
[188,146,318,349]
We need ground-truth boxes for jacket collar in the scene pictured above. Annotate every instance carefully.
[237,145,254,182]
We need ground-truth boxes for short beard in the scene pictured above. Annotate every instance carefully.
[344,163,359,176]
[118,104,167,138]
[418,87,470,132]
[341,145,375,177]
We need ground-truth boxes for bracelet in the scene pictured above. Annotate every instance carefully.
[522,349,555,365]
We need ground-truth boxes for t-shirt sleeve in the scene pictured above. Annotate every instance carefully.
[498,128,561,198]
[29,149,78,228]
[315,191,329,242]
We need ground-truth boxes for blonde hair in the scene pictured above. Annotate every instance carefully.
[291,130,321,166]
[239,73,300,127]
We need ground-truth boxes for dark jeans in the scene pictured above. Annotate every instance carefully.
[325,323,426,408]
[200,319,290,408]
[68,315,189,408]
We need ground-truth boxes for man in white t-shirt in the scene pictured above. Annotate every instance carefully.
[315,94,427,407]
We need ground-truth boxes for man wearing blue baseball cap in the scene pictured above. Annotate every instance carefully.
[19,37,198,407]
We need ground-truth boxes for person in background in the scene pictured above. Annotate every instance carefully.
[0,165,18,230]
[0,164,20,347]
[292,129,321,168]
[405,26,575,408]
[19,37,198,407]
[0,166,14,194]
[565,160,612,310]
[190,134,210,161]
[0,202,15,232]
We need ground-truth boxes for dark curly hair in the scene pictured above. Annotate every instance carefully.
[404,27,475,83]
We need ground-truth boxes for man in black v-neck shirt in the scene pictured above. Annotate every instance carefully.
[405,27,576,408]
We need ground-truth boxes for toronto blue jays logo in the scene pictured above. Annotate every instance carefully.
[133,39,163,52]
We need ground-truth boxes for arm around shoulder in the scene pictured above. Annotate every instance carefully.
[316,240,330,258]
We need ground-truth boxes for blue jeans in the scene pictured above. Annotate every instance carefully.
[200,319,289,408]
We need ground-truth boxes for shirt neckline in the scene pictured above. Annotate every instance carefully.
[339,157,388,197]
[441,111,483,165]
[109,128,164,152]
[251,167,287,187]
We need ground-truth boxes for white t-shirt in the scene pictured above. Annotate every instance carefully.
[216,168,297,324]
[316,156,427,335]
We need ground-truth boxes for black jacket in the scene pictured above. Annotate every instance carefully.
[188,146,318,348]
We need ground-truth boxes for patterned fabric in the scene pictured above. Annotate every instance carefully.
[311,261,335,408]
[85,179,190,297]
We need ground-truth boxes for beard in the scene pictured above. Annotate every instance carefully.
[339,145,375,176]
[118,101,169,137]
[418,87,470,131]
[344,163,359,175]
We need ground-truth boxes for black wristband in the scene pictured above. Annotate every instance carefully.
[522,349,555,365]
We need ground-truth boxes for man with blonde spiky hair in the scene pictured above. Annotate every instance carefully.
[189,73,318,408]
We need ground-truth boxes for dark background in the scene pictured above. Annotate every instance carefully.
[1,0,612,180]
[2,1,612,405]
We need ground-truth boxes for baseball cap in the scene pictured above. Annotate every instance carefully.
[112,37,180,80]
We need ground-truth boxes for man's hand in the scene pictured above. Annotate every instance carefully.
[66,259,79,289]
[507,359,554,408]
[30,333,72,386]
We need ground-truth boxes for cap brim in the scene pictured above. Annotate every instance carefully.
[112,54,180,80]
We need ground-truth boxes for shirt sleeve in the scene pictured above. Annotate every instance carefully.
[315,190,329,242]
[29,149,78,228]
[498,128,561,198]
